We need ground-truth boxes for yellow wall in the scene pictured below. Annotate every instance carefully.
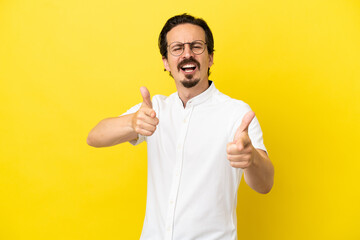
[1,0,359,239]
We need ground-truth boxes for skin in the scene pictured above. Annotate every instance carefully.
[86,87,157,147]
[162,24,213,107]
[87,23,274,194]
[227,111,274,194]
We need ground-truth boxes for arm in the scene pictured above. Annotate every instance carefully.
[227,111,274,194]
[87,87,159,148]
[87,114,138,147]
[243,149,274,194]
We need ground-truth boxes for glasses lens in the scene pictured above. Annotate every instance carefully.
[191,41,205,54]
[168,41,206,56]
[169,42,184,56]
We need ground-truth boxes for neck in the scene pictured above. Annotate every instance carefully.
[177,79,210,108]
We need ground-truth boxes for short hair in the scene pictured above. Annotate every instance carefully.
[158,13,214,59]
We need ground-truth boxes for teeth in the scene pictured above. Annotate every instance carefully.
[182,64,195,68]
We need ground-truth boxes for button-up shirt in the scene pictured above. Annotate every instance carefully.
[123,81,267,240]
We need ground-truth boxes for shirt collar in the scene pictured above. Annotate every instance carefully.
[176,80,216,108]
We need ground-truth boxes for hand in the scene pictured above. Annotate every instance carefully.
[131,87,159,136]
[227,111,256,169]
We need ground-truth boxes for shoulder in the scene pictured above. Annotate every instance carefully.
[151,92,180,113]
[212,89,252,113]
[152,94,168,103]
[151,93,176,105]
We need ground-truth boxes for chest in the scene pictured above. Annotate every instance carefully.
[150,104,235,160]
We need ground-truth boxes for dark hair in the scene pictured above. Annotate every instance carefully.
[158,13,214,59]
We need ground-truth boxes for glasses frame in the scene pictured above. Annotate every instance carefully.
[168,40,207,57]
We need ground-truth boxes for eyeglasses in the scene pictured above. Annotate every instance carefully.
[168,40,207,56]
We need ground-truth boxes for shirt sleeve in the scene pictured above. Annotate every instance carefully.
[230,104,268,154]
[120,103,146,146]
[248,115,267,154]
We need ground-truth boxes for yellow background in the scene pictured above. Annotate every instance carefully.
[1,0,359,239]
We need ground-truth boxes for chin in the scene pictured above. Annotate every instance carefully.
[181,78,200,88]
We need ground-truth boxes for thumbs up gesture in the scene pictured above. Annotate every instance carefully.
[227,111,256,169]
[131,87,159,136]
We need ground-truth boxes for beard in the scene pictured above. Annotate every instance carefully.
[169,71,200,88]
[181,76,200,88]
[178,56,201,88]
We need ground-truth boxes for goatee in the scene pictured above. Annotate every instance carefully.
[181,77,200,88]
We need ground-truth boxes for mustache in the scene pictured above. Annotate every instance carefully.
[177,57,200,71]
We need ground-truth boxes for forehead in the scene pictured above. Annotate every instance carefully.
[166,23,206,44]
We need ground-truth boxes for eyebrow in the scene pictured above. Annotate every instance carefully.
[168,40,205,45]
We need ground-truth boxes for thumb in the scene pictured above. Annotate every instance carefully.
[233,111,255,141]
[140,86,152,108]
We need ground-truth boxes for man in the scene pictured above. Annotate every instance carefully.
[87,14,274,240]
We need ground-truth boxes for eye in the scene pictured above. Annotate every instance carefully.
[191,42,203,49]
[170,43,183,51]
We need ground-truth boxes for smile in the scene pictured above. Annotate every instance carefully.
[181,64,197,73]
[177,57,201,74]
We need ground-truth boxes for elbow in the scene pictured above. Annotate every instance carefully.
[247,181,274,194]
[247,172,274,194]
[87,131,113,148]
[258,183,273,194]
[258,176,274,194]
[87,133,101,148]
[87,135,94,146]
[87,135,95,147]
[259,163,274,194]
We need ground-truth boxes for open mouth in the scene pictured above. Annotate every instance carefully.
[180,64,197,74]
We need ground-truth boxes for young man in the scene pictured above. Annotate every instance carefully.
[87,14,274,240]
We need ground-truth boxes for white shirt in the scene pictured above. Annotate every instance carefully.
[123,82,267,240]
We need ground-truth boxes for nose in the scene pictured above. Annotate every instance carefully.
[182,43,194,58]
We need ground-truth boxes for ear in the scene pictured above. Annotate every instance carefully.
[162,56,171,72]
[208,52,214,68]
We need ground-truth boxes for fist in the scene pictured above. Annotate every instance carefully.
[227,111,255,169]
[132,87,159,136]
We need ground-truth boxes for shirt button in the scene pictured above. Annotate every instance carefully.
[177,144,181,150]
[183,118,187,123]
[167,226,171,231]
